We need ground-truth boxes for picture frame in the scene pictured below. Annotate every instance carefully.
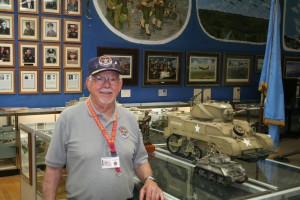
[97,47,139,86]
[0,69,15,94]
[63,44,81,68]
[64,19,82,43]
[0,42,14,67]
[0,13,14,40]
[19,69,39,94]
[185,51,220,86]
[223,54,253,86]
[19,42,39,68]
[255,55,264,73]
[18,0,38,14]
[42,0,61,15]
[42,69,61,93]
[284,56,300,79]
[42,44,61,68]
[0,0,14,12]
[20,129,32,185]
[18,15,39,41]
[143,50,182,86]
[41,17,61,42]
[64,69,82,93]
[64,0,82,16]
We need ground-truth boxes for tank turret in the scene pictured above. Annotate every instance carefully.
[164,101,274,162]
[190,101,237,122]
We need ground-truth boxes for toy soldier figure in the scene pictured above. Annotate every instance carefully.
[139,110,152,144]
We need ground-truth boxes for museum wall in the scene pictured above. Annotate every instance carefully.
[0,0,299,108]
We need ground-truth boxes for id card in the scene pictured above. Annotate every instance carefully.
[101,156,120,169]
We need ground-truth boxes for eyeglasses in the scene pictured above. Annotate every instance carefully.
[90,75,120,85]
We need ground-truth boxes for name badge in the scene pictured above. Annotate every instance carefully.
[101,156,120,169]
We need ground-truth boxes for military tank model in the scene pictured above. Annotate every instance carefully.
[194,146,247,186]
[164,100,274,162]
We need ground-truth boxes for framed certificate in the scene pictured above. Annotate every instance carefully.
[42,69,61,93]
[64,69,82,93]
[19,69,39,94]
[0,69,15,94]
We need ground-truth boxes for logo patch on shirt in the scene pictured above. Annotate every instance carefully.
[118,126,129,139]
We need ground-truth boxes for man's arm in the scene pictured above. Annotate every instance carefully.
[42,165,63,200]
[135,162,164,200]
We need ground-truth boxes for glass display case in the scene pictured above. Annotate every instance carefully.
[0,112,17,176]
[0,107,63,177]
[19,119,300,200]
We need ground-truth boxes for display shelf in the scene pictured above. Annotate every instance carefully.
[19,120,300,200]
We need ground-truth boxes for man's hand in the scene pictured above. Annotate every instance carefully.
[139,179,164,200]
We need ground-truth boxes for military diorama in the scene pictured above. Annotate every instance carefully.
[194,145,247,185]
[163,100,274,162]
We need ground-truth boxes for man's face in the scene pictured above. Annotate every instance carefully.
[1,21,6,29]
[26,49,31,55]
[86,71,123,105]
[48,53,54,58]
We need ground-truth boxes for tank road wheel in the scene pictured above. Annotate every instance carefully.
[233,125,245,136]
[182,143,191,157]
[167,134,180,153]
[193,147,203,159]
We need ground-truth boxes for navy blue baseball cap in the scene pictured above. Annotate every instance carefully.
[88,55,122,76]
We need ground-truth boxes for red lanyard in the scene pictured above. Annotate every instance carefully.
[86,99,121,175]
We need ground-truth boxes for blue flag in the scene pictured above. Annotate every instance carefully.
[258,0,285,150]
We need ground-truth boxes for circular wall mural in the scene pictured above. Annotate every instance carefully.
[93,0,191,44]
[197,0,271,44]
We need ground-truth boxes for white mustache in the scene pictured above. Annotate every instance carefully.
[100,88,113,94]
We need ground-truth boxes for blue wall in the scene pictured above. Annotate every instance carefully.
[0,0,296,108]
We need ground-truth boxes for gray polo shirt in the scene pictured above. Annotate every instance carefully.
[45,100,148,200]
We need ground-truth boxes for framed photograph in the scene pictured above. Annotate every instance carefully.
[63,44,81,68]
[97,47,139,86]
[0,69,15,94]
[20,129,32,185]
[284,57,300,79]
[19,69,39,94]
[0,42,14,67]
[0,14,14,40]
[64,69,82,93]
[185,51,220,86]
[0,0,14,12]
[42,0,61,14]
[64,19,82,43]
[42,69,61,93]
[19,42,39,68]
[223,54,253,86]
[41,17,61,42]
[64,0,82,16]
[42,44,61,68]
[18,15,39,41]
[18,0,38,14]
[255,55,264,73]
[143,50,182,86]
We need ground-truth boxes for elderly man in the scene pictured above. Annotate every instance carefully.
[43,55,165,200]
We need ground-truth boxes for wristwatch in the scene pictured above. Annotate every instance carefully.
[144,176,156,183]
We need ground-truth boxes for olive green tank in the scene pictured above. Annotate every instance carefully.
[164,101,274,162]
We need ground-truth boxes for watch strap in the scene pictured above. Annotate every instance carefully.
[144,176,156,183]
